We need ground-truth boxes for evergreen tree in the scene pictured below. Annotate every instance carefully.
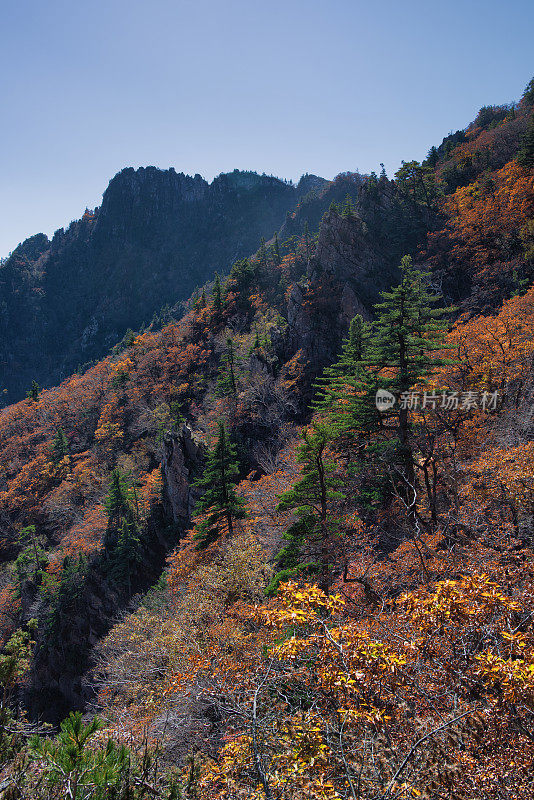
[522,76,534,105]
[15,525,47,587]
[26,381,41,402]
[192,422,246,549]
[105,469,136,536]
[29,712,130,799]
[111,518,142,597]
[103,469,142,593]
[313,315,378,441]
[366,255,452,509]
[50,427,69,464]
[426,146,439,168]
[216,337,239,397]
[342,193,355,217]
[310,259,452,521]
[229,258,254,291]
[276,423,345,593]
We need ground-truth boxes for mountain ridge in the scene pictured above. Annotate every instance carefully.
[0,168,328,403]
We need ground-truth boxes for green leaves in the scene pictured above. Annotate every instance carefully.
[30,711,130,800]
[192,422,246,549]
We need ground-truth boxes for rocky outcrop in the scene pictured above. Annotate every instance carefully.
[313,210,382,289]
[1,168,315,403]
[161,425,205,528]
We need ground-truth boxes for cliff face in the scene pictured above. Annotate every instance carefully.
[0,168,325,403]
[282,177,430,403]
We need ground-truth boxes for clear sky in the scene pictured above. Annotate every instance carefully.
[1,0,533,258]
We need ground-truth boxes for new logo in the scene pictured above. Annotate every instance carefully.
[375,389,396,411]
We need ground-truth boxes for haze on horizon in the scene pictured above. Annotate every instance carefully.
[1,0,533,259]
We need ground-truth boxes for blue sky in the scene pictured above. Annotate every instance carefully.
[1,0,533,258]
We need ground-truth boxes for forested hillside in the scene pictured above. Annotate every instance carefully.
[0,78,533,799]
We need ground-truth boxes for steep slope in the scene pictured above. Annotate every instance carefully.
[0,169,326,404]
[0,78,532,798]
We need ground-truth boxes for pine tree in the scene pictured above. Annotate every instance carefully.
[105,469,136,536]
[426,146,439,168]
[26,381,41,402]
[342,193,355,217]
[15,525,47,586]
[111,519,142,597]
[29,712,130,799]
[216,337,239,397]
[229,258,254,291]
[192,422,246,549]
[366,255,452,510]
[104,469,142,592]
[313,315,377,441]
[50,427,69,464]
[276,423,345,593]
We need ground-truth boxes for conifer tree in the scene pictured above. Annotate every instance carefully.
[50,427,69,464]
[192,422,246,549]
[313,315,378,444]
[426,146,439,168]
[366,254,452,505]
[45,555,87,641]
[276,423,344,593]
[111,519,142,597]
[15,525,47,586]
[104,469,142,592]
[342,193,355,217]
[26,381,41,402]
[216,337,239,397]
[29,712,130,799]
[105,469,136,536]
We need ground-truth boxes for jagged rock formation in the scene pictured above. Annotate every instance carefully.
[0,168,326,403]
[161,425,205,527]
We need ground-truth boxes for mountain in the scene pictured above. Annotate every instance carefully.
[0,79,533,798]
[0,168,327,403]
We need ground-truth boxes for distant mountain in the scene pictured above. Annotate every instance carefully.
[0,168,327,402]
